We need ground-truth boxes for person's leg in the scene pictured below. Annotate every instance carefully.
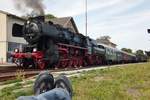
[17,73,72,100]
[17,96,37,100]
[37,88,71,100]
[17,88,71,100]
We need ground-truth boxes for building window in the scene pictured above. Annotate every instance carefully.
[12,23,23,37]
[7,42,26,62]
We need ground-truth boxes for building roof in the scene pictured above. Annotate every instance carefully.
[48,17,79,33]
[96,36,117,46]
[98,43,118,50]
[99,39,117,46]
[0,10,26,21]
[97,39,117,48]
[0,10,79,33]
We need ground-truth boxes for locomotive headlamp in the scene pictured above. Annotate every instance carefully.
[33,48,37,52]
[14,48,19,53]
[27,21,30,24]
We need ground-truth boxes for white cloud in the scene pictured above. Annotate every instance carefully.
[44,0,122,17]
[72,0,150,51]
[0,0,24,16]
[85,9,150,51]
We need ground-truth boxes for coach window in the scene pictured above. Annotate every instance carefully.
[98,45,104,49]
[108,49,110,54]
[109,49,111,54]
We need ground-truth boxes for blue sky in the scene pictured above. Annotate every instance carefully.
[0,0,150,51]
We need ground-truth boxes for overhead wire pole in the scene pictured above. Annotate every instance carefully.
[85,0,88,36]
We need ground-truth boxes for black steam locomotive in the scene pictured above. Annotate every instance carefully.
[12,16,139,69]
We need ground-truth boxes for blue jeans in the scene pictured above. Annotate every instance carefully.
[17,88,71,100]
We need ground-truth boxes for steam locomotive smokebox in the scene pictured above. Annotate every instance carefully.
[23,15,78,45]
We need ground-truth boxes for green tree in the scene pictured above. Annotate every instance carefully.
[136,50,144,56]
[96,36,111,43]
[45,14,56,19]
[121,48,133,53]
[21,14,56,19]
[145,51,150,57]
[136,50,148,61]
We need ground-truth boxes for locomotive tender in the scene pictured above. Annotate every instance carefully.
[12,16,137,69]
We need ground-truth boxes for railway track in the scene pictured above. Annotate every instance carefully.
[0,65,89,82]
[0,65,37,82]
[0,71,39,82]
[0,62,142,82]
[0,63,108,82]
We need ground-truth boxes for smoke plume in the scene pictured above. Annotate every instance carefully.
[13,0,45,16]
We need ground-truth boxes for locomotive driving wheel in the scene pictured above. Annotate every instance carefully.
[61,60,68,68]
[73,58,78,68]
[37,59,46,70]
[68,59,73,68]
[78,58,83,68]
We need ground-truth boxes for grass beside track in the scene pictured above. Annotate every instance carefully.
[0,62,150,100]
[72,62,150,100]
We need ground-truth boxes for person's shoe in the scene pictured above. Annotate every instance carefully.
[33,71,54,95]
[54,75,73,98]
